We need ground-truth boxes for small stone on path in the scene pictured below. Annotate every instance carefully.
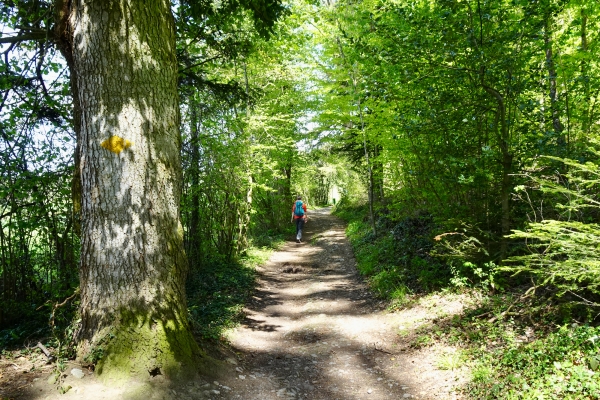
[71,368,85,379]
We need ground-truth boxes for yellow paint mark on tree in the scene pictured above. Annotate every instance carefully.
[101,136,132,154]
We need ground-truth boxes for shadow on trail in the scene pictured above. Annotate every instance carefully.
[220,207,422,400]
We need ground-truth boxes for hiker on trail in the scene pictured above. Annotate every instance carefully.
[291,195,307,243]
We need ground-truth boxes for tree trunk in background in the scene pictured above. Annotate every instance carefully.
[69,0,199,380]
[580,8,590,134]
[55,0,83,237]
[354,75,376,237]
[0,222,7,327]
[237,62,252,254]
[481,71,511,260]
[358,95,377,237]
[237,174,252,255]
[335,37,377,236]
[187,104,202,268]
[544,13,565,151]
[372,146,385,205]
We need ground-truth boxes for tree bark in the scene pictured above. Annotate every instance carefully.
[55,0,83,237]
[580,7,590,134]
[68,0,200,381]
[544,13,565,150]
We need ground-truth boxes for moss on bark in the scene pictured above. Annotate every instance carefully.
[84,314,203,384]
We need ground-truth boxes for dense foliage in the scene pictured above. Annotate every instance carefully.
[317,0,600,396]
[2,0,600,395]
[0,0,336,342]
[314,0,600,302]
[0,13,76,331]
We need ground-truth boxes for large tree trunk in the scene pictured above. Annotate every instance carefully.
[69,0,200,381]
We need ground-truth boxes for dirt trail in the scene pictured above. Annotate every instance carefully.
[1,207,467,400]
[216,207,466,400]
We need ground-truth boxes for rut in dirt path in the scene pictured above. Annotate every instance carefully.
[220,207,427,400]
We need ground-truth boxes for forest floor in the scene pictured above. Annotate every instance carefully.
[1,207,473,399]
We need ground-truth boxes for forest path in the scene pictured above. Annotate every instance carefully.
[216,207,466,400]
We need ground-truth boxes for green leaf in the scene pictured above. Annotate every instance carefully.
[589,355,600,371]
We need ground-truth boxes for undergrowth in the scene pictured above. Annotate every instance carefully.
[1,238,282,359]
[451,294,600,399]
[334,200,600,399]
[0,291,78,356]
[466,323,600,399]
[186,240,281,341]
[335,203,451,305]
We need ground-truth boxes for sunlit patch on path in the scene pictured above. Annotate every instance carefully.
[220,207,467,400]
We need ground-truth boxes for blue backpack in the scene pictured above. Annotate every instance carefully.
[294,200,305,217]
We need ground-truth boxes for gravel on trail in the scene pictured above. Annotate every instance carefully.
[215,207,466,400]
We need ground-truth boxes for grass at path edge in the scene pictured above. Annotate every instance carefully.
[187,237,285,342]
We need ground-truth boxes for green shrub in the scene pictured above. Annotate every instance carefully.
[432,223,504,290]
[335,203,452,296]
[370,269,408,300]
[449,260,500,290]
[187,258,257,341]
[467,325,600,399]
[505,155,600,301]
[506,219,600,297]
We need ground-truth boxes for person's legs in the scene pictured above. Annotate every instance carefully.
[296,218,305,242]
